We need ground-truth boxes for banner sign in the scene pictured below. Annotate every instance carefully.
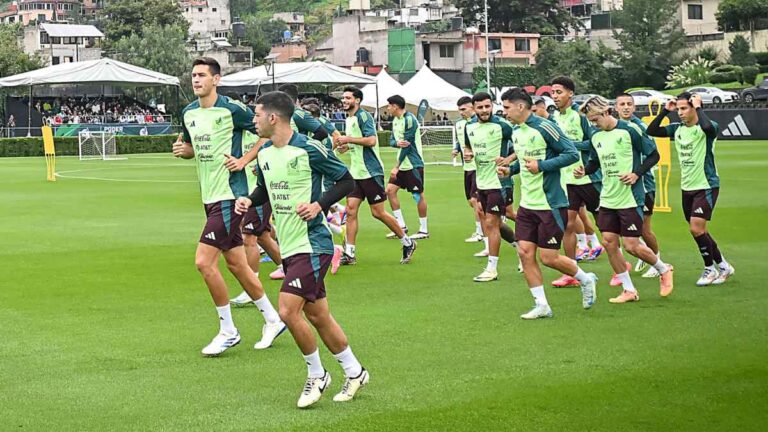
[53,123,173,137]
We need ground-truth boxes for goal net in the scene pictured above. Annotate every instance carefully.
[420,125,460,166]
[79,130,124,161]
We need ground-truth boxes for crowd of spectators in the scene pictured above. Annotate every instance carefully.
[34,97,168,125]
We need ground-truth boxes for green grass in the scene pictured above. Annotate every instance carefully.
[1,142,767,431]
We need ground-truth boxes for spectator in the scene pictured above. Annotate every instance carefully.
[7,115,15,137]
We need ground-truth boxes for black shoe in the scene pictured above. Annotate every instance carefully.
[340,253,357,266]
[400,240,417,264]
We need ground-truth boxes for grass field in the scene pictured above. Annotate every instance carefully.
[1,141,767,431]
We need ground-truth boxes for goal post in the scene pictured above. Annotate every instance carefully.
[420,125,460,166]
[78,130,125,161]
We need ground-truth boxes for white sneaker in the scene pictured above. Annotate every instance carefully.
[410,231,429,240]
[580,273,598,309]
[642,266,660,278]
[253,321,287,350]
[520,304,553,320]
[634,258,648,273]
[696,267,720,286]
[712,264,735,285]
[386,228,407,239]
[465,232,484,243]
[297,371,331,408]
[333,369,370,402]
[201,331,241,357]
[473,249,489,257]
[229,291,253,307]
[473,269,498,282]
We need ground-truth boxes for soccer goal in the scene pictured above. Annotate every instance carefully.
[420,125,460,166]
[78,130,124,161]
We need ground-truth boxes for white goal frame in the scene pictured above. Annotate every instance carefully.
[420,125,458,166]
[78,131,125,161]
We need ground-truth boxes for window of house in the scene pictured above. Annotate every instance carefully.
[212,7,217,12]
[439,44,455,58]
[410,8,418,15]
[198,7,203,12]
[688,4,703,20]
[514,38,530,52]
[488,38,501,51]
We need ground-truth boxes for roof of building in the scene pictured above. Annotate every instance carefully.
[41,24,104,38]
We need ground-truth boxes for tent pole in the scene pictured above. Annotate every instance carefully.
[27,85,32,137]
[375,82,380,130]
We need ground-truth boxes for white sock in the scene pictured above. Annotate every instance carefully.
[718,257,729,270]
[277,264,283,271]
[483,236,489,252]
[475,221,483,235]
[400,235,413,246]
[393,209,406,229]
[332,346,363,378]
[328,223,342,235]
[253,294,280,324]
[617,271,636,292]
[573,267,590,284]
[303,349,325,378]
[419,217,428,233]
[530,285,549,306]
[652,256,669,274]
[216,304,236,334]
[576,233,588,250]
[487,256,499,272]
[588,234,600,248]
[345,243,356,257]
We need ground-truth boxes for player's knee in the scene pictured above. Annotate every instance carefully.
[278,305,300,325]
[195,258,215,275]
[243,234,257,247]
[603,236,619,250]
[539,251,559,267]
[370,206,387,220]
[518,245,535,261]
[689,225,705,237]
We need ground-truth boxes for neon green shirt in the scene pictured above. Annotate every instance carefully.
[464,115,514,190]
[345,108,384,180]
[390,111,424,171]
[455,117,476,171]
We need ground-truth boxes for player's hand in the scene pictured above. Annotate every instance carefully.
[390,166,399,177]
[396,140,411,148]
[497,166,510,177]
[690,94,703,109]
[574,166,585,179]
[172,133,186,157]
[619,173,639,185]
[451,149,459,158]
[336,135,351,146]
[224,154,245,172]
[234,197,252,215]
[524,157,540,174]
[463,147,474,162]
[336,144,349,154]
[665,100,677,112]
[296,202,322,221]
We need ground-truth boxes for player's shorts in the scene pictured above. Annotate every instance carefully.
[463,170,478,200]
[242,202,272,236]
[643,192,655,216]
[502,187,514,207]
[281,253,332,303]
[476,189,505,216]
[567,183,601,213]
[389,167,425,193]
[515,206,568,249]
[682,188,719,221]
[348,176,387,205]
[597,207,644,237]
[199,200,243,251]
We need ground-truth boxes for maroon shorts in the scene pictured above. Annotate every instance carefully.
[567,183,601,213]
[348,176,387,205]
[643,192,655,216]
[503,187,514,206]
[281,253,332,303]
[515,207,568,249]
[682,188,719,221]
[463,170,478,200]
[199,200,243,251]
[597,207,644,237]
[477,189,505,215]
[242,203,272,236]
[389,167,425,193]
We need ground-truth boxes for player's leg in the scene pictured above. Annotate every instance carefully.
[553,209,582,288]
[342,196,363,264]
[464,171,484,242]
[370,200,416,263]
[258,231,284,275]
[385,179,407,237]
[229,232,260,307]
[195,242,241,356]
[622,228,674,298]
[693,188,733,284]
[410,168,428,238]
[517,240,553,319]
[575,206,592,260]
[474,190,502,282]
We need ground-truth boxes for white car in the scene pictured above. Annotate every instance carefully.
[687,87,739,104]
[628,90,674,108]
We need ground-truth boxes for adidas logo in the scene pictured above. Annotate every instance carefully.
[244,223,254,230]
[643,205,649,212]
[413,186,419,191]
[491,206,500,212]
[694,207,704,214]
[189,121,196,127]
[547,237,558,245]
[288,278,303,290]
[721,114,751,137]
[204,232,216,240]
[374,195,382,200]
[628,224,638,231]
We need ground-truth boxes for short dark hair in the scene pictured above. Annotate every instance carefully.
[472,92,492,104]
[615,92,633,100]
[677,91,693,106]
[457,96,472,106]
[256,91,295,120]
[343,86,363,101]
[387,95,406,109]
[278,84,299,102]
[500,88,532,108]
[192,57,221,76]
[551,76,575,92]
[304,103,321,118]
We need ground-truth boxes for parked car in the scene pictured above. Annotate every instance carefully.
[628,90,674,107]
[741,78,768,103]
[687,87,739,104]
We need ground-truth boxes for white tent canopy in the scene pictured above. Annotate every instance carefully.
[360,69,406,109]
[401,64,471,112]
[219,61,376,87]
[0,58,180,88]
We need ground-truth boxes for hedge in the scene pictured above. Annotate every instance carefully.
[755,52,768,66]
[472,66,542,88]
[742,66,760,86]
[0,134,177,157]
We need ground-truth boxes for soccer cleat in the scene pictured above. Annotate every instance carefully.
[333,369,370,402]
[331,245,343,275]
[201,331,241,357]
[473,249,489,257]
[473,269,498,282]
[253,321,287,350]
[642,266,660,278]
[386,228,407,239]
[609,290,639,304]
[230,291,253,307]
[587,245,604,260]
[260,255,273,263]
[520,304,553,320]
[634,258,648,273]
[660,265,674,297]
[552,275,580,288]
[580,273,598,309]
[340,253,357,266]
[465,232,484,243]
[400,241,417,264]
[696,267,720,286]
[269,267,285,280]
[712,263,735,285]
[410,231,429,240]
[297,371,331,409]
[575,247,591,261]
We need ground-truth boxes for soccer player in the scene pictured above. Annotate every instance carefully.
[550,76,605,288]
[452,96,486,249]
[336,87,417,265]
[615,93,663,278]
[278,84,329,143]
[385,95,429,239]
[462,92,515,282]
[172,57,284,356]
[647,93,735,285]
[235,91,368,408]
[499,88,597,319]
[532,97,550,119]
[576,96,674,302]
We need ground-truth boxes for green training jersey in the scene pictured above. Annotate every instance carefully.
[454,117,477,171]
[665,119,720,191]
[242,130,261,192]
[588,120,657,210]
[628,116,656,194]
[509,114,579,210]
[255,133,349,259]
[390,111,424,171]
[345,108,384,180]
[290,108,323,137]
[552,103,598,186]
[182,95,254,204]
[464,115,514,190]
[317,115,338,151]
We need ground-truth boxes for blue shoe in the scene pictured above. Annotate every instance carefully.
[260,255,273,263]
[588,246,604,261]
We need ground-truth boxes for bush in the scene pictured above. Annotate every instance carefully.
[710,64,743,83]
[760,64,768,74]
[666,57,715,88]
[696,46,721,63]
[377,130,391,145]
[473,66,542,88]
[742,65,760,85]
[708,72,733,84]
[755,52,768,65]
[729,35,756,67]
[0,135,176,158]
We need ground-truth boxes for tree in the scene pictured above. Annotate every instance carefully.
[729,35,756,66]
[534,38,614,95]
[0,24,44,78]
[613,0,685,90]
[241,17,288,62]
[454,0,582,35]
[716,0,768,33]
[101,0,189,46]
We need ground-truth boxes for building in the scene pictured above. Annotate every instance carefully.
[326,13,389,71]
[22,23,103,65]
[269,42,308,63]
[14,0,82,25]
[365,1,460,30]
[678,0,722,42]
[181,0,231,40]
[272,12,305,40]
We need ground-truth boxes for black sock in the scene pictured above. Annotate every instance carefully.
[500,224,516,244]
[694,234,714,267]
[705,233,724,264]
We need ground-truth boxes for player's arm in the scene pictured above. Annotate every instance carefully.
[696,108,718,139]
[579,145,600,177]
[396,115,418,165]
[646,101,675,137]
[509,160,521,175]
[497,122,517,166]
[236,164,268,214]
[239,137,269,167]
[574,115,595,151]
[537,123,579,172]
[295,142,355,221]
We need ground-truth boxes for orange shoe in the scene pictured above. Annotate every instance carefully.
[552,274,580,288]
[609,290,639,304]
[660,265,674,297]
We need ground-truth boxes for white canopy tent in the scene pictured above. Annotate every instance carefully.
[360,69,405,109]
[219,61,376,87]
[401,64,471,113]
[0,58,180,88]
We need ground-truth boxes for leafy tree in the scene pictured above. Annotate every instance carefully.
[716,0,768,33]
[240,17,288,62]
[101,0,189,46]
[534,38,613,95]
[0,24,44,77]
[729,34,757,66]
[454,0,582,35]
